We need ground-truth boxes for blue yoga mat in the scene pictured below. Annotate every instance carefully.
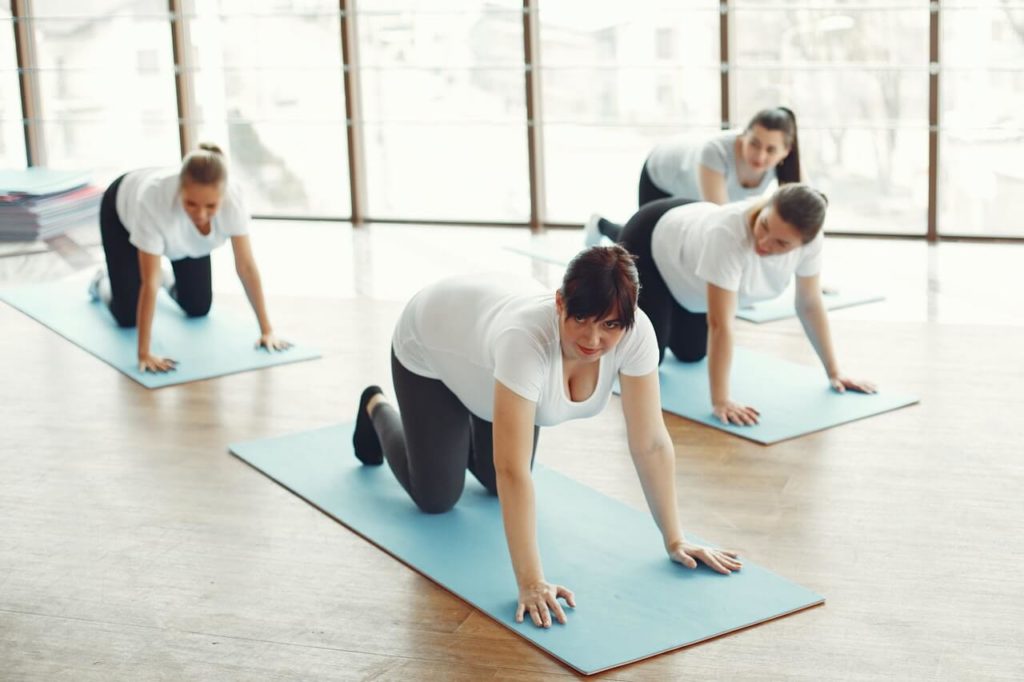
[230,423,824,675]
[1,276,320,388]
[737,289,884,323]
[504,243,882,322]
[652,348,918,444]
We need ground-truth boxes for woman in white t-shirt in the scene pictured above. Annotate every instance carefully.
[618,184,875,427]
[90,144,289,373]
[352,246,741,629]
[586,107,800,245]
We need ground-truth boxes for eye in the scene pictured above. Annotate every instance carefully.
[573,315,586,323]
[604,320,621,330]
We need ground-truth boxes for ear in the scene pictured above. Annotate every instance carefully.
[555,290,564,316]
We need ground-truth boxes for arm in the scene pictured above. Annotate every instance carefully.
[493,380,574,628]
[706,283,759,424]
[698,164,729,204]
[795,275,876,393]
[136,250,176,372]
[230,235,290,350]
[620,370,741,574]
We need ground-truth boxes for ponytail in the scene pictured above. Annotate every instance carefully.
[180,143,227,187]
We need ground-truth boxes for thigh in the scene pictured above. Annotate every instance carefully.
[99,177,141,325]
[170,255,213,315]
[391,352,473,499]
[668,303,709,363]
[638,163,673,207]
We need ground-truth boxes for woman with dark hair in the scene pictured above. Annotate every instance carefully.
[89,143,290,373]
[352,245,741,630]
[586,107,801,245]
[618,184,875,427]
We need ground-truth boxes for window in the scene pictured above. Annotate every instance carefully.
[0,5,25,168]
[180,0,350,218]
[539,1,720,224]
[732,1,929,235]
[27,0,181,182]
[939,1,1024,237]
[357,1,528,222]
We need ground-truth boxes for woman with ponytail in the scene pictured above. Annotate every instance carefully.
[586,107,801,244]
[90,143,290,373]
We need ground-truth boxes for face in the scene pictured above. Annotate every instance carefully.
[555,292,628,363]
[740,124,790,173]
[180,181,224,229]
[751,205,803,257]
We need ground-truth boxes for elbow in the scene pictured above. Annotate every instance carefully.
[706,312,731,335]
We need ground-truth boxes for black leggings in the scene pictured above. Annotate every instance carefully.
[597,162,675,242]
[371,350,540,514]
[99,175,213,328]
[638,161,673,208]
[618,197,708,365]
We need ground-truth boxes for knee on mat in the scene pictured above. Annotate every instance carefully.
[411,489,461,515]
[670,344,707,363]
[110,307,137,328]
[180,298,212,318]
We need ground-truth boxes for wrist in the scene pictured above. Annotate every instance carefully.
[664,534,687,552]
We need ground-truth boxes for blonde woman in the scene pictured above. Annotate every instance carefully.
[90,144,289,373]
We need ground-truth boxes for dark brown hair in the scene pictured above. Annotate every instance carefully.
[746,107,800,184]
[559,245,640,329]
[179,142,227,187]
[771,183,829,243]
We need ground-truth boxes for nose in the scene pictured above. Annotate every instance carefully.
[585,324,601,347]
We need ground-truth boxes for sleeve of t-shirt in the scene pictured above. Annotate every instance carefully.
[220,183,251,237]
[492,328,549,403]
[617,311,660,377]
[796,231,824,277]
[694,225,745,291]
[127,203,166,255]
[699,137,729,174]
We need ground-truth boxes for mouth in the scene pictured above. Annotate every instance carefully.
[577,344,600,357]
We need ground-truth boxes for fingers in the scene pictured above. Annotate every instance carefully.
[831,378,846,393]
[547,593,567,625]
[515,602,525,623]
[556,584,577,608]
[700,549,731,575]
[724,406,759,426]
[535,602,552,628]
[852,379,877,394]
[674,548,698,569]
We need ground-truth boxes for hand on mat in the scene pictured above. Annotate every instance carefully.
[668,540,742,575]
[138,353,177,373]
[713,400,760,426]
[255,333,292,352]
[830,375,877,394]
[515,580,576,628]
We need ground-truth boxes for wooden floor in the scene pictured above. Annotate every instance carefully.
[1,222,1022,680]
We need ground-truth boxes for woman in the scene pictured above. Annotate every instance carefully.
[586,107,800,245]
[352,246,741,629]
[89,143,290,373]
[618,184,875,427]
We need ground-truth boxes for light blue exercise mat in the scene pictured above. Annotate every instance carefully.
[0,277,320,389]
[653,348,918,445]
[737,289,884,323]
[503,243,883,323]
[229,423,824,675]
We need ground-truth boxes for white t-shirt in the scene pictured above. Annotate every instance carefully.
[392,274,660,426]
[115,167,250,261]
[645,131,777,202]
[650,199,824,313]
